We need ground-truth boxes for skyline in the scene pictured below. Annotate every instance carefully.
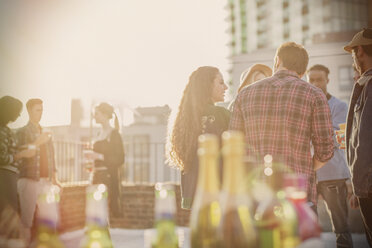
[0,1,230,128]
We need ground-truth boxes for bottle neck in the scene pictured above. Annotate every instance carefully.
[222,152,245,194]
[197,153,220,194]
[155,193,176,221]
[86,195,108,227]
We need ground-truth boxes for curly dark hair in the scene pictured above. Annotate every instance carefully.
[0,96,23,126]
[167,66,220,172]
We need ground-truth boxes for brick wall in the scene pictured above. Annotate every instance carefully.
[59,184,87,232]
[59,183,364,233]
[59,183,190,233]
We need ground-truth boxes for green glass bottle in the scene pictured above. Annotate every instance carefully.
[80,184,113,248]
[151,183,178,248]
[190,134,221,248]
[254,157,300,248]
[30,184,65,248]
[217,131,257,248]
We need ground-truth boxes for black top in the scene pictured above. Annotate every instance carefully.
[181,104,230,209]
[93,129,125,173]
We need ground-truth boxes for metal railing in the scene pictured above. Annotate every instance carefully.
[53,140,180,185]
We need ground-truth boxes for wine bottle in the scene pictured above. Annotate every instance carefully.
[152,183,178,248]
[217,131,257,248]
[254,158,300,248]
[190,134,221,248]
[30,184,64,248]
[80,184,113,248]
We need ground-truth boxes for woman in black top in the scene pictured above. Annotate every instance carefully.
[167,66,230,209]
[92,102,124,217]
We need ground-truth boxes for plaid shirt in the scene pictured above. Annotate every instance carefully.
[16,122,56,180]
[230,69,334,203]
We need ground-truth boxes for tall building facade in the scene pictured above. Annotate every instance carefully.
[227,0,371,102]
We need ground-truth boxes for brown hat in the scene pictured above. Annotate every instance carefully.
[238,64,272,93]
[344,28,372,53]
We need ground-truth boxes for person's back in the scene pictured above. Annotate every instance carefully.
[230,42,334,205]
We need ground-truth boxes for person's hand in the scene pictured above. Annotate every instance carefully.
[34,133,51,146]
[52,176,63,189]
[14,148,36,160]
[84,150,103,161]
[349,195,359,209]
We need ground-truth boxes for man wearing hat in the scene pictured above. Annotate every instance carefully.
[344,28,372,246]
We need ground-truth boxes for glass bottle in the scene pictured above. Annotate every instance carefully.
[283,174,321,242]
[217,131,257,248]
[151,183,178,248]
[30,184,64,248]
[190,134,221,248]
[254,156,300,248]
[80,184,113,248]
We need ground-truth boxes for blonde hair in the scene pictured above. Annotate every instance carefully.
[238,64,272,93]
[167,66,219,172]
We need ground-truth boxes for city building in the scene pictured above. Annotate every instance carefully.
[226,0,371,102]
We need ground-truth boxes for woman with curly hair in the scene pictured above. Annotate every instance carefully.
[167,66,230,209]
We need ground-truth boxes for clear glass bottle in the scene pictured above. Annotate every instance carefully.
[80,184,113,248]
[217,131,257,248]
[151,183,178,248]
[190,134,221,248]
[30,184,64,248]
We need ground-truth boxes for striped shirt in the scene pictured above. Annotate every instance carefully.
[229,69,334,203]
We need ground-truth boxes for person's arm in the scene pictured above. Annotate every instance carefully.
[0,129,35,165]
[311,90,334,170]
[228,95,245,133]
[354,82,372,179]
[0,129,15,166]
[94,130,124,168]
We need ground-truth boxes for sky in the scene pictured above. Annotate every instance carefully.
[0,0,230,128]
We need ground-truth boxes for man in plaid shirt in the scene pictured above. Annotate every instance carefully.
[229,42,334,206]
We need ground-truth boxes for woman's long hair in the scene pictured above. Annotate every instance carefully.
[167,66,219,173]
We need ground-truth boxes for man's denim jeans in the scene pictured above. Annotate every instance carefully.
[318,179,353,248]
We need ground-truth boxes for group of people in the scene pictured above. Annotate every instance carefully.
[1,26,372,247]
[0,97,124,245]
[167,28,372,248]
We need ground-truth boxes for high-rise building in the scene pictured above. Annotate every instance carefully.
[226,0,371,102]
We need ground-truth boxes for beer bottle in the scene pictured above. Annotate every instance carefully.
[217,131,257,247]
[80,184,113,248]
[190,134,221,248]
[30,184,64,248]
[152,183,178,248]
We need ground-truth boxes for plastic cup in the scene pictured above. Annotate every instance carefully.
[335,130,346,149]
[338,123,346,131]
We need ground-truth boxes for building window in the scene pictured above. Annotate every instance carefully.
[338,66,354,92]
[133,135,150,157]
